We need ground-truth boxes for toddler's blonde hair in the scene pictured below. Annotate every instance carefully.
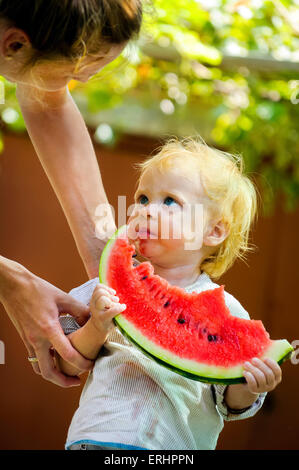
[135,137,258,280]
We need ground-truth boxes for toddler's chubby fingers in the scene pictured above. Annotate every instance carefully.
[243,359,267,392]
[97,282,116,293]
[92,283,117,301]
[93,292,120,308]
[102,304,127,330]
[242,369,259,393]
[94,295,113,312]
[93,283,116,295]
[263,357,282,385]
[89,288,126,333]
[251,357,276,388]
[102,302,127,322]
[92,285,119,306]
[243,357,282,392]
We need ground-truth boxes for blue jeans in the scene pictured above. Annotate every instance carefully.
[69,442,148,450]
[69,443,125,450]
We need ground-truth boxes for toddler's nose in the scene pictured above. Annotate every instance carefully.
[146,203,159,219]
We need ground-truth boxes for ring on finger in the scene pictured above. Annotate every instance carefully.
[28,356,39,363]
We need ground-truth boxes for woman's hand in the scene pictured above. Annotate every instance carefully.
[0,257,93,387]
[89,283,126,335]
[243,357,282,393]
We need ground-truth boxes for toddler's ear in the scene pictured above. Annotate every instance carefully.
[203,220,229,247]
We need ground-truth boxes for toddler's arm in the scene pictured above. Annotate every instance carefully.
[56,284,126,376]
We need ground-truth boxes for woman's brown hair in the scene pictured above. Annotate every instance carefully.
[0,0,142,65]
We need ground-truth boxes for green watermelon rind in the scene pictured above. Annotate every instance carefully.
[99,225,127,284]
[99,225,294,385]
[113,314,293,384]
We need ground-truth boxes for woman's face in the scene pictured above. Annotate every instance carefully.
[1,40,126,91]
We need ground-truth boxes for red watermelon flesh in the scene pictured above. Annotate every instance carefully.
[99,226,293,384]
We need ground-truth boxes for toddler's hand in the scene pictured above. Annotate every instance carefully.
[243,357,282,394]
[89,283,126,334]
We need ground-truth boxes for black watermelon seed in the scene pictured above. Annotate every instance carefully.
[177,315,185,324]
[132,254,137,258]
[208,335,217,342]
[163,300,170,308]
[141,276,148,280]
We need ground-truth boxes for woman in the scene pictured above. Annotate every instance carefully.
[0,0,142,387]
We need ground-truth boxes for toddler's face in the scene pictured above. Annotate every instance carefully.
[127,164,212,265]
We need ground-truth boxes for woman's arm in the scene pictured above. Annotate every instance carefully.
[0,84,115,386]
[16,84,116,278]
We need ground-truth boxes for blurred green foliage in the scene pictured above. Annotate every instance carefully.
[0,0,298,213]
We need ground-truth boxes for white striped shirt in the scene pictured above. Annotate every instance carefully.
[60,272,266,450]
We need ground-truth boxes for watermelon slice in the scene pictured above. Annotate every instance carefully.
[99,225,293,384]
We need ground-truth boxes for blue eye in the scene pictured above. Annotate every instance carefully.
[139,195,148,205]
[164,196,177,206]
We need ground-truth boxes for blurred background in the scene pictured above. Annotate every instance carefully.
[0,0,298,450]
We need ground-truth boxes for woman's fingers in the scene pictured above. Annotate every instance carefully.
[24,341,41,375]
[47,323,93,373]
[34,344,81,387]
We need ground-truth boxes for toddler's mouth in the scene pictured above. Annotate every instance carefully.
[137,228,152,238]
[136,226,157,239]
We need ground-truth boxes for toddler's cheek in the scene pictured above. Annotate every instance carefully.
[127,218,138,243]
[160,212,181,239]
